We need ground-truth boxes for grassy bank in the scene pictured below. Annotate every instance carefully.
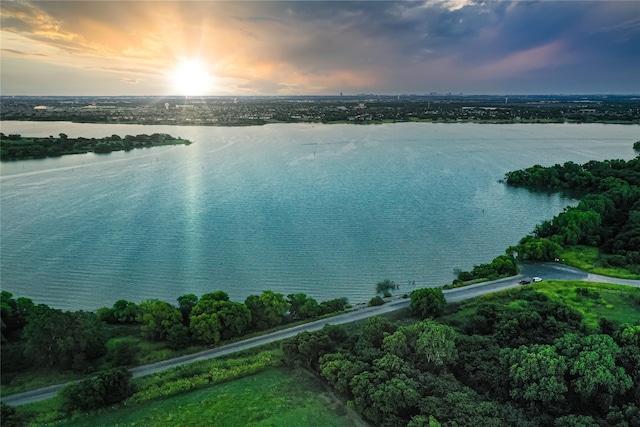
[558,245,640,280]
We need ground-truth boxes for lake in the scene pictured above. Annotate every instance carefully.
[1,121,638,310]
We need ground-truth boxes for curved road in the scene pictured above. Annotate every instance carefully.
[3,263,638,406]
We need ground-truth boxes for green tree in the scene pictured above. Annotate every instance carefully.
[137,299,182,341]
[189,297,251,343]
[501,344,568,408]
[320,353,369,396]
[555,333,633,409]
[245,290,289,330]
[111,299,139,323]
[166,323,191,349]
[375,279,398,297]
[177,293,198,325]
[287,293,319,320]
[512,236,563,261]
[22,305,107,370]
[409,288,446,318]
[360,316,397,348]
[412,320,458,371]
[368,295,385,307]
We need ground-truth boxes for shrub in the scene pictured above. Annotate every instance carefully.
[368,296,385,307]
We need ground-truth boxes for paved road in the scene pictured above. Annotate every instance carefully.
[3,263,638,406]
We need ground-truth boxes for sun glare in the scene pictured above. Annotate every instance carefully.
[170,59,213,96]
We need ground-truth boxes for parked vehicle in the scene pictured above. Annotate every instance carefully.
[532,277,543,283]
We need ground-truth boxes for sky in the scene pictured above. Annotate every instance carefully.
[1,0,639,96]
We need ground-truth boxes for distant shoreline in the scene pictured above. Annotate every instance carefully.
[2,118,639,128]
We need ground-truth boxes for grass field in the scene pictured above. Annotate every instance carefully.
[56,367,363,427]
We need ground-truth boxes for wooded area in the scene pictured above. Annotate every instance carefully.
[505,154,640,274]
[282,284,640,426]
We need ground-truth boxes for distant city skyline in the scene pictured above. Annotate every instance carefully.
[1,1,639,96]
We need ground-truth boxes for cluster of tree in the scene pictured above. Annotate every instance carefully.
[1,292,108,376]
[451,254,519,286]
[0,132,191,160]
[282,286,640,426]
[505,155,640,273]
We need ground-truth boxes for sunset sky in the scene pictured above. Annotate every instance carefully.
[1,0,638,96]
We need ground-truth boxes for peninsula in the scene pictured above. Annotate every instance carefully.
[0,132,192,161]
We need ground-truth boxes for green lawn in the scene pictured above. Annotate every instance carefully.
[57,368,363,427]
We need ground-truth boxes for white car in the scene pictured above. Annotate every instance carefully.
[532,277,543,283]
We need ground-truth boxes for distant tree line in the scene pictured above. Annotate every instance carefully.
[0,133,191,160]
[505,154,640,273]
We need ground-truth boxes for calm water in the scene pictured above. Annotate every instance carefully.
[1,122,638,310]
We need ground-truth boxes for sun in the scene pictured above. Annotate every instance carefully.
[170,59,213,96]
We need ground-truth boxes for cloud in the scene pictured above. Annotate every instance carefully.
[0,48,46,57]
[1,0,638,95]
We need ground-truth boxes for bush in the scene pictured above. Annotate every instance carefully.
[409,288,446,318]
[60,368,136,413]
[368,296,385,307]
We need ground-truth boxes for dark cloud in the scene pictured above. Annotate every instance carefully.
[1,1,638,95]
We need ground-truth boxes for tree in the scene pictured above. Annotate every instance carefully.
[177,293,198,325]
[111,299,139,323]
[320,353,369,396]
[137,299,182,341]
[287,293,319,320]
[368,295,385,307]
[190,311,222,345]
[22,305,107,371]
[166,323,191,349]
[189,297,251,343]
[501,344,568,408]
[412,320,458,371]
[360,316,397,348]
[555,333,633,410]
[319,297,349,314]
[513,236,563,261]
[376,279,398,297]
[282,330,336,368]
[409,288,446,318]
[1,292,33,341]
[245,290,289,330]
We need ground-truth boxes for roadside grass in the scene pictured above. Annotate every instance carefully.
[14,346,284,426]
[53,367,361,427]
[559,245,640,279]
